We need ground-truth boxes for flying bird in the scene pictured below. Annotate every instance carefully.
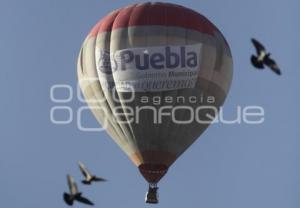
[251,38,281,75]
[63,174,94,206]
[78,161,107,185]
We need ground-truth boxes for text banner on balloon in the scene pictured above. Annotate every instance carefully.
[96,44,202,92]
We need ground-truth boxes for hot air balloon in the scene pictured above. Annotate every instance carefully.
[77,2,233,204]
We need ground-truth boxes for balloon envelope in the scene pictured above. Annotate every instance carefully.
[78,2,233,184]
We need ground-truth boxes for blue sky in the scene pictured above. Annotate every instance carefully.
[0,0,299,207]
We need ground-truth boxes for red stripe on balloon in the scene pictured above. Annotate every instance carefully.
[89,3,217,37]
[89,9,121,37]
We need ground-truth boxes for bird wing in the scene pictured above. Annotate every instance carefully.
[264,57,281,75]
[78,161,91,179]
[93,176,107,182]
[67,174,78,195]
[251,38,266,55]
[76,195,94,206]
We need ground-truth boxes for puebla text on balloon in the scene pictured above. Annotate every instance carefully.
[98,44,200,74]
